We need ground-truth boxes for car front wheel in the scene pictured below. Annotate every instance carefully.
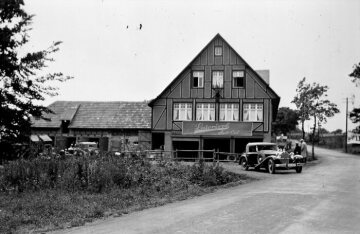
[240,157,249,171]
[268,159,276,174]
[296,166,302,173]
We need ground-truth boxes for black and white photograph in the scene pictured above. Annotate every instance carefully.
[1,0,360,233]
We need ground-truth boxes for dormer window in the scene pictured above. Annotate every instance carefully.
[192,71,204,88]
[214,46,222,56]
[212,71,223,88]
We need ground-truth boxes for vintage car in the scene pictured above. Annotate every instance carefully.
[239,142,305,174]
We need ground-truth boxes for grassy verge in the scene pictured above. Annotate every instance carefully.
[0,155,253,233]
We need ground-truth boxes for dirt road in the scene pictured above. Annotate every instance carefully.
[57,147,360,234]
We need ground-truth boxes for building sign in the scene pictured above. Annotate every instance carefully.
[347,132,360,145]
[182,121,253,136]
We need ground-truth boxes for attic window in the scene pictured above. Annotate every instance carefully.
[233,71,245,88]
[214,46,222,56]
[192,71,204,88]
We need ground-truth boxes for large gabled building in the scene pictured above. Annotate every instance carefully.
[148,34,280,155]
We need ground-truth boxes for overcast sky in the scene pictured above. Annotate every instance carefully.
[24,0,360,132]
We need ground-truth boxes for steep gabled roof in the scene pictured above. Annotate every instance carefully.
[148,33,280,108]
[31,101,151,129]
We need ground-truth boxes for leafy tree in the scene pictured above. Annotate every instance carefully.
[292,77,311,139]
[349,62,360,87]
[0,0,71,144]
[293,78,339,160]
[349,63,360,133]
[272,107,300,135]
[349,108,360,124]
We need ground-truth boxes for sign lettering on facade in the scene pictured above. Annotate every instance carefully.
[182,121,253,136]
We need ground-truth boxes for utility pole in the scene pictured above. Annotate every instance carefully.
[345,97,348,153]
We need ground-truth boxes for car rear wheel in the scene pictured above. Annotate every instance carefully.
[240,157,249,171]
[268,159,276,174]
[296,166,302,173]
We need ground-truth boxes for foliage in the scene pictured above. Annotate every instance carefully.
[0,154,250,233]
[349,108,360,124]
[0,0,72,143]
[292,77,312,139]
[349,62,360,87]
[292,77,339,159]
[272,107,300,135]
[331,129,343,135]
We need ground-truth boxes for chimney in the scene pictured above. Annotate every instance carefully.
[255,70,270,85]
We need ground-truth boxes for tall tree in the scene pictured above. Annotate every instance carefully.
[349,63,360,131]
[293,78,339,160]
[272,107,300,135]
[0,0,71,143]
[292,77,311,139]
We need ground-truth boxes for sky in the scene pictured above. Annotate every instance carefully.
[24,0,360,132]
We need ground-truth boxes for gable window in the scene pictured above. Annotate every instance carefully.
[220,103,239,121]
[192,71,204,88]
[196,103,215,121]
[214,46,222,56]
[233,71,245,88]
[173,103,192,121]
[212,71,223,88]
[243,103,263,122]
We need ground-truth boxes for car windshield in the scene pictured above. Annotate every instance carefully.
[258,145,277,151]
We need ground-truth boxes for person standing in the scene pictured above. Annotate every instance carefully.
[294,143,301,155]
[300,139,308,160]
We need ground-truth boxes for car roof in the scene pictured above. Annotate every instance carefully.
[247,142,277,146]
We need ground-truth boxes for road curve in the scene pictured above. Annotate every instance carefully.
[56,147,360,234]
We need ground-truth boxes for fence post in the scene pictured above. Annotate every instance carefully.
[212,149,216,165]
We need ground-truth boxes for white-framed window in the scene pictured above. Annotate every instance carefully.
[215,46,222,56]
[173,103,192,121]
[192,71,204,88]
[220,103,239,121]
[196,103,215,121]
[233,71,245,88]
[243,103,263,122]
[212,71,223,88]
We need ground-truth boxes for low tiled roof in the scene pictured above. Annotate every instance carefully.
[31,101,151,129]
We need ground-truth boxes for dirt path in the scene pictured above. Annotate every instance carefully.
[54,147,360,234]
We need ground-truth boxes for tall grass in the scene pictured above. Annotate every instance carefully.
[0,153,249,233]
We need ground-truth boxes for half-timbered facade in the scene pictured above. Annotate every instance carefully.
[149,34,280,155]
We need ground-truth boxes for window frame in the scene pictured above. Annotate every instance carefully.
[243,103,264,122]
[173,103,193,121]
[196,103,215,121]
[232,70,245,88]
[214,46,223,56]
[212,70,224,89]
[192,71,204,88]
[219,103,239,122]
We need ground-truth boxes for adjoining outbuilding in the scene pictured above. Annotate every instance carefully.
[31,101,152,152]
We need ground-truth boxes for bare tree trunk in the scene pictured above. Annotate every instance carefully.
[312,116,316,160]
